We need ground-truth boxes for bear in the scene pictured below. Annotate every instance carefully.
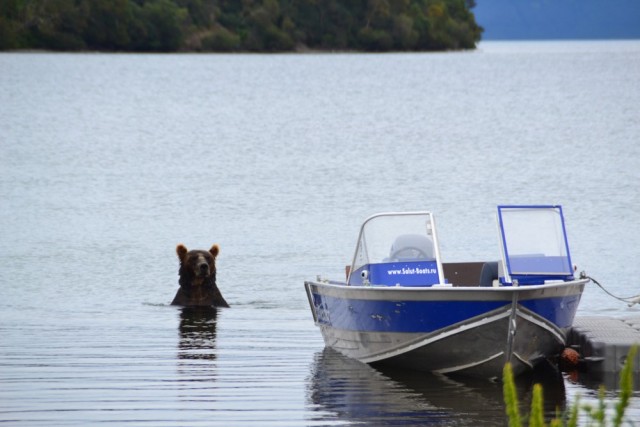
[171,243,229,308]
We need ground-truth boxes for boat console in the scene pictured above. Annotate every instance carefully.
[347,212,445,287]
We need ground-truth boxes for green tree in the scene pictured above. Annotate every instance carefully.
[244,1,293,51]
[201,25,241,51]
[392,13,417,49]
[357,27,392,50]
[0,0,26,49]
[139,0,188,51]
[176,0,213,27]
[17,0,89,50]
[83,0,133,50]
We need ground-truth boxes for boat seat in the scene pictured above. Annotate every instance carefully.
[388,234,435,262]
[480,261,499,287]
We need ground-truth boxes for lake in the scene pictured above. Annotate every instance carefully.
[1,40,639,425]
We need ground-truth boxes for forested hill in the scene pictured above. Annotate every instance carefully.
[0,0,482,52]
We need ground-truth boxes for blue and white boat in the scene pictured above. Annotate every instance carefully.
[304,206,587,378]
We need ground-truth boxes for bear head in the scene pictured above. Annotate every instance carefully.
[176,243,219,286]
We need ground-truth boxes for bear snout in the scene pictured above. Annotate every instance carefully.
[197,262,210,276]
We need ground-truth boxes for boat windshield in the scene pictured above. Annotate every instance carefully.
[348,212,443,286]
[497,205,574,284]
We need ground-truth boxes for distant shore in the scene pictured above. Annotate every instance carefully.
[0,0,482,53]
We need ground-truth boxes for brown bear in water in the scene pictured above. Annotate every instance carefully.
[171,244,229,307]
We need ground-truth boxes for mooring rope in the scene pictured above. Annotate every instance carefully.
[580,271,640,307]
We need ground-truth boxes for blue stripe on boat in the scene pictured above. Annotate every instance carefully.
[312,293,580,333]
[519,295,581,328]
[312,294,508,333]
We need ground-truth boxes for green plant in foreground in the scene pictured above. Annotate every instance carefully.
[503,345,637,427]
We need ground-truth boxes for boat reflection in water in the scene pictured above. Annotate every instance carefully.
[307,348,566,426]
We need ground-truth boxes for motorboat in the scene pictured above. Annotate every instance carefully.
[304,205,587,378]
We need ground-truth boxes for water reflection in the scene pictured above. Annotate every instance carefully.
[567,369,640,393]
[308,348,566,426]
[178,307,219,361]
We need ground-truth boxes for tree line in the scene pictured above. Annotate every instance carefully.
[0,0,482,52]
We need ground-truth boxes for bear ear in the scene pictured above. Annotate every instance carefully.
[209,244,220,258]
[176,244,188,261]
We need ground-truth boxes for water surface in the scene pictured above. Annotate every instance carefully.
[1,41,639,425]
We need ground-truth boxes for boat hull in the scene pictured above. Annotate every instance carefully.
[305,279,587,378]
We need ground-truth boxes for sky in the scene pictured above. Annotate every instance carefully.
[473,0,640,40]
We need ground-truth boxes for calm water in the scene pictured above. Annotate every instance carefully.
[1,41,640,425]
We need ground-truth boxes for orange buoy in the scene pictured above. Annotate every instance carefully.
[559,347,580,371]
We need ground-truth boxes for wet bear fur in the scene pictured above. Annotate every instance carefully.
[171,244,229,307]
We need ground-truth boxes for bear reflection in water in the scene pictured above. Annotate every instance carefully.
[172,243,229,307]
[178,306,218,361]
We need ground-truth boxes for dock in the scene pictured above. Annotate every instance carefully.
[566,316,640,389]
